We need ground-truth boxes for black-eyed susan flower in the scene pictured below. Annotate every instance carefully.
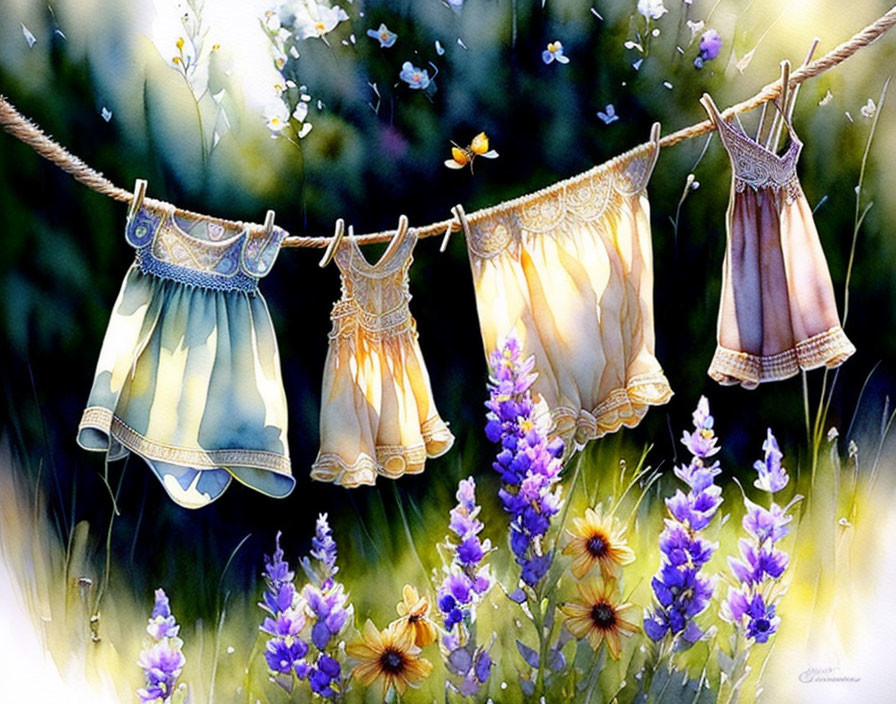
[562,506,635,580]
[560,580,639,659]
[347,620,433,697]
[391,584,438,648]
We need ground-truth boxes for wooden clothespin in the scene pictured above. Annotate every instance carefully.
[127,178,147,220]
[319,218,346,268]
[394,214,409,241]
[785,37,820,122]
[440,205,467,253]
[645,122,663,173]
[263,209,276,238]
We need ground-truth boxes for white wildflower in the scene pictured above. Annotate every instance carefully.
[264,100,290,133]
[637,0,668,20]
[860,98,876,118]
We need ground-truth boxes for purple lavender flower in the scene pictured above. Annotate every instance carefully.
[694,29,723,68]
[485,336,563,588]
[700,29,723,60]
[301,515,352,699]
[728,539,789,585]
[644,396,723,645]
[137,588,185,704]
[753,429,789,493]
[259,532,310,687]
[724,590,780,643]
[437,476,495,698]
[742,498,792,543]
[309,513,338,585]
[722,430,794,643]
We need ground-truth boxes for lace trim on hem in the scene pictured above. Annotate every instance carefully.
[311,446,426,488]
[311,416,453,488]
[78,406,292,474]
[708,326,856,388]
[551,372,673,448]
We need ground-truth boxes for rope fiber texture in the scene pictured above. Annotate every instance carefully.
[1,5,894,249]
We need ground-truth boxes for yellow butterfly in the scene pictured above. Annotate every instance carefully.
[445,132,499,172]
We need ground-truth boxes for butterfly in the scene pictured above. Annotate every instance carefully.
[445,132,499,172]
[597,104,619,124]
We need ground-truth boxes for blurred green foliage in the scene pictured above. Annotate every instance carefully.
[1,0,895,666]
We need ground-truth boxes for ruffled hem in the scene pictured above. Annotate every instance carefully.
[550,372,674,450]
[311,416,455,488]
[708,326,856,389]
[77,406,294,502]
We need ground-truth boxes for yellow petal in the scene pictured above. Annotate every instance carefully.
[415,620,438,648]
[562,537,584,557]
[404,656,434,685]
[451,147,469,165]
[615,616,640,635]
[605,630,622,659]
[390,673,407,696]
[353,661,383,686]
[346,641,377,659]
[577,580,600,604]
[402,584,419,605]
[471,132,489,155]
[570,553,593,579]
[363,619,383,648]
[586,627,605,652]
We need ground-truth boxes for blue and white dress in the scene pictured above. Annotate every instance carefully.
[78,204,294,508]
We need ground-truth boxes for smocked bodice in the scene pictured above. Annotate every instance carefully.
[126,205,285,293]
[329,228,417,339]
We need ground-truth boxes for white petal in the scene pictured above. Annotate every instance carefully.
[21,23,37,48]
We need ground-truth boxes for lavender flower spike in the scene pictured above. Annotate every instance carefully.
[138,588,186,704]
[722,429,793,643]
[644,396,722,645]
[302,514,353,700]
[753,429,789,493]
[485,335,564,588]
[437,476,495,697]
[259,532,310,688]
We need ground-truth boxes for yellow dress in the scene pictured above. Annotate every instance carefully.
[459,137,672,450]
[311,222,454,487]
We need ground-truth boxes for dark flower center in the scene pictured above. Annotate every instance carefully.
[755,618,770,632]
[380,648,406,674]
[590,601,616,629]
[408,613,421,624]
[586,533,608,558]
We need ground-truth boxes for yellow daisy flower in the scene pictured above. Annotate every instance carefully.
[562,506,635,579]
[346,619,433,697]
[560,580,639,659]
[391,584,438,648]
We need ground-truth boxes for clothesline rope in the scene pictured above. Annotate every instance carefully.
[1,5,894,248]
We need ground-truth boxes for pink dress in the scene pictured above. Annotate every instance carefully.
[701,94,855,388]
